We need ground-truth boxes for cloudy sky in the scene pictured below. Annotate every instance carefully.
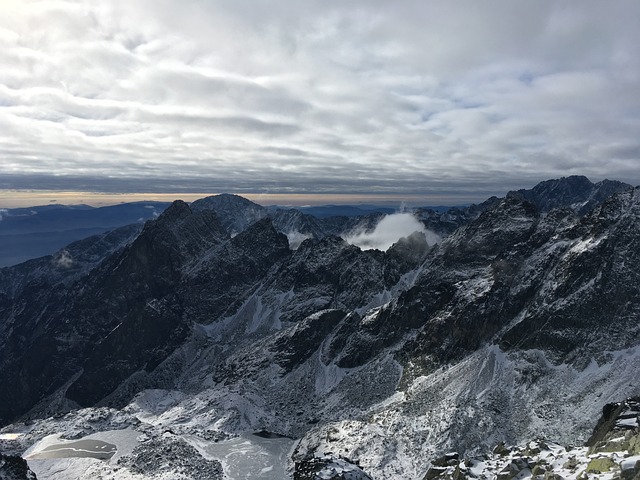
[1,0,639,205]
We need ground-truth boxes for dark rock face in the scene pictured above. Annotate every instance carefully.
[499,188,640,361]
[179,217,291,323]
[587,397,640,450]
[0,202,291,422]
[507,175,631,215]
[0,453,37,480]
[191,193,267,235]
[221,310,348,382]
[64,211,292,408]
[62,202,230,406]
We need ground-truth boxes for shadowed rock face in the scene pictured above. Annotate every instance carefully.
[0,453,37,480]
[498,188,640,362]
[507,175,631,215]
[65,210,292,408]
[0,202,291,422]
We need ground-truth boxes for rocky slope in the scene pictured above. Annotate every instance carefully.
[421,397,640,480]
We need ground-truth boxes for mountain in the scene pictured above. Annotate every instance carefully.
[507,175,631,214]
[0,176,638,480]
[0,202,170,267]
[414,196,501,236]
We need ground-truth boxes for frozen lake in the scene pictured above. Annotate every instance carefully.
[24,428,295,479]
[201,432,296,480]
[25,439,117,460]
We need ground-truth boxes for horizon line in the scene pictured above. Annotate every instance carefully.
[0,189,495,209]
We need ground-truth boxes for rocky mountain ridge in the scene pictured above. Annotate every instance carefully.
[0,175,638,479]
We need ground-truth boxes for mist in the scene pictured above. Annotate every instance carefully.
[344,213,440,251]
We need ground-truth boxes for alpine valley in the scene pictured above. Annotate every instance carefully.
[1,176,639,480]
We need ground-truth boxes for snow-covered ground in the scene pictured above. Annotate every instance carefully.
[292,344,640,479]
[188,433,296,480]
[23,429,138,480]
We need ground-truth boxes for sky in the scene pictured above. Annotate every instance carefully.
[1,0,639,207]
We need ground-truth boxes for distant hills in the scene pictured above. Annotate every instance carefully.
[0,202,171,267]
[0,200,457,267]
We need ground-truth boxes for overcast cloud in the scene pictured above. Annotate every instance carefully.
[1,0,639,201]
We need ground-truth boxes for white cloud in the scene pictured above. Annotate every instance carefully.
[286,231,312,250]
[344,213,440,252]
[52,249,73,268]
[0,0,639,198]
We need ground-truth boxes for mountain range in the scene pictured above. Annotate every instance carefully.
[0,202,171,267]
[0,175,638,480]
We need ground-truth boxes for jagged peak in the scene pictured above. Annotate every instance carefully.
[230,216,289,251]
[189,194,267,236]
[388,230,429,252]
[507,175,593,201]
[506,175,632,215]
[156,199,192,221]
[190,193,264,211]
[295,234,349,254]
[587,184,640,225]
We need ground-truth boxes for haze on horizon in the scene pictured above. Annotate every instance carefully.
[0,190,486,209]
[1,0,639,202]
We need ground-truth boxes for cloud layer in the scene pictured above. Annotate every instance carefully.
[344,213,440,251]
[1,0,639,199]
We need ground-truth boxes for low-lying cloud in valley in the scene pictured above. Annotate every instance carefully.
[344,213,440,251]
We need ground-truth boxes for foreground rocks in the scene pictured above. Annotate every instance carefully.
[0,453,37,480]
[118,436,223,480]
[425,398,640,480]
